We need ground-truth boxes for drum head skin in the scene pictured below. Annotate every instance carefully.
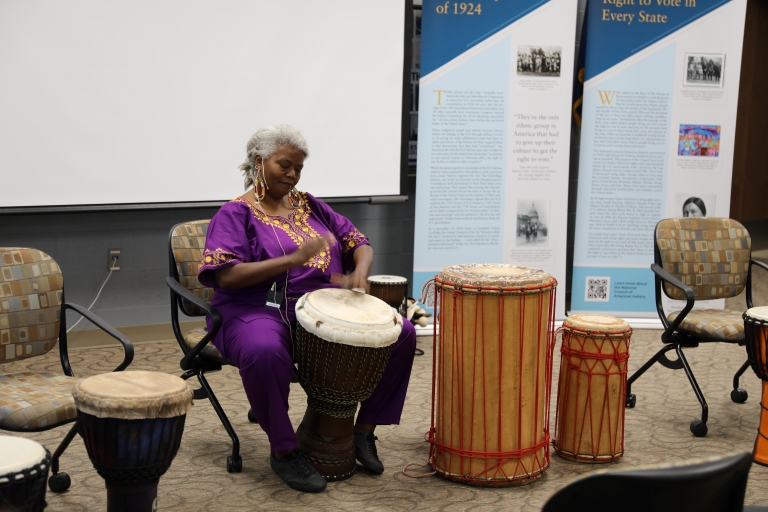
[0,436,47,478]
[564,314,631,334]
[746,307,768,322]
[295,288,402,348]
[438,263,556,293]
[367,275,408,284]
[73,370,193,420]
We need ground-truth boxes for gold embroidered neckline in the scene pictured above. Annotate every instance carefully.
[233,194,331,272]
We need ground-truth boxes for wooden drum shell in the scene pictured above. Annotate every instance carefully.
[429,265,557,486]
[367,276,408,316]
[744,309,768,466]
[553,315,631,463]
[293,289,400,481]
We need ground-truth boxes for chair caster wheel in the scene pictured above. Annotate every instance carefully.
[730,388,748,403]
[626,394,636,408]
[227,455,242,473]
[48,472,71,493]
[247,408,257,423]
[690,419,708,437]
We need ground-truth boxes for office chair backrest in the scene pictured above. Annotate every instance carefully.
[655,217,751,300]
[0,248,63,363]
[542,452,753,512]
[169,220,214,317]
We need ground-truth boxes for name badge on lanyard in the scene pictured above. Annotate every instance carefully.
[266,282,285,309]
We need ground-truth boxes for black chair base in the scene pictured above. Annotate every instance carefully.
[627,342,709,436]
[181,366,243,473]
[732,359,751,403]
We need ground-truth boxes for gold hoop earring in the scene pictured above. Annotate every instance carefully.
[255,168,266,201]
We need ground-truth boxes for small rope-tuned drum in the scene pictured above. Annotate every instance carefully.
[294,288,401,480]
[743,307,768,467]
[0,436,50,512]
[367,275,408,316]
[429,264,557,486]
[72,371,193,512]
[553,314,632,463]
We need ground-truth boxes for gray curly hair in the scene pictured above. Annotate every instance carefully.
[239,124,310,190]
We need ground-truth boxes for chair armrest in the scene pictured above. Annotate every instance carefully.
[59,303,134,375]
[747,259,768,309]
[165,276,221,371]
[651,263,695,342]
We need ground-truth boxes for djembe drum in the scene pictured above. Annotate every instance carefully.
[293,288,401,481]
[428,264,557,486]
[72,371,193,511]
[744,307,768,466]
[553,314,632,463]
[0,436,50,512]
[367,275,408,316]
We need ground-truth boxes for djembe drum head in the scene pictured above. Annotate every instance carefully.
[0,436,50,512]
[431,263,557,486]
[294,288,401,480]
[73,371,193,512]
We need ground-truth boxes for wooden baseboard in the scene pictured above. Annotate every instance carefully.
[67,321,206,350]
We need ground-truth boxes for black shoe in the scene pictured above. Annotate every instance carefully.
[354,431,384,475]
[270,450,327,493]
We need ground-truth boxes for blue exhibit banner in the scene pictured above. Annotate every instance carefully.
[570,0,748,316]
[413,0,577,321]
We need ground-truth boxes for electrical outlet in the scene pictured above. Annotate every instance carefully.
[108,249,122,271]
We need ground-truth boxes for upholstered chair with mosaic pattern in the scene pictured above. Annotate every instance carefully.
[625,218,768,438]
[0,247,133,492]
[166,220,246,473]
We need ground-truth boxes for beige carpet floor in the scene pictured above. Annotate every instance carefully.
[5,328,768,511]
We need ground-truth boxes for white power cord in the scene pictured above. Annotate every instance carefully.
[66,257,119,333]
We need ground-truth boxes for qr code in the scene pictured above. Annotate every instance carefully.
[585,277,610,302]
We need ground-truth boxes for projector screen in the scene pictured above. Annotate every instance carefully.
[0,1,406,208]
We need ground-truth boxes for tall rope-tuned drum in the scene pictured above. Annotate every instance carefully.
[553,314,632,463]
[743,306,768,466]
[294,288,401,480]
[428,264,557,486]
[0,436,50,512]
[72,371,193,512]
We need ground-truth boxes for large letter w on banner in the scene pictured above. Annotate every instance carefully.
[598,90,616,105]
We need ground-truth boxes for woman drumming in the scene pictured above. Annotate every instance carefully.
[198,125,417,493]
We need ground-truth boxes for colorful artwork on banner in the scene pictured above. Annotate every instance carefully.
[677,125,720,157]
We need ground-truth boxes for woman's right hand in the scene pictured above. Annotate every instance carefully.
[289,233,336,267]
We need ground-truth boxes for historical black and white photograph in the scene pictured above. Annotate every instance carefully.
[516,200,549,246]
[675,193,717,219]
[517,45,561,77]
[683,53,725,87]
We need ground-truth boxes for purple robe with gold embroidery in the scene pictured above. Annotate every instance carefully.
[197,192,416,453]
[199,192,368,321]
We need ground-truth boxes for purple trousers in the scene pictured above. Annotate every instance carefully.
[214,316,417,453]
